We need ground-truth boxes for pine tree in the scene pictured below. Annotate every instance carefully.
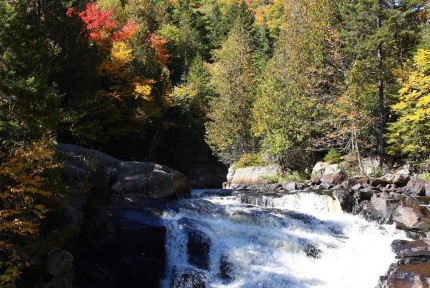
[337,0,423,161]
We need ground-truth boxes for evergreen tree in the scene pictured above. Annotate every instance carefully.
[205,21,258,164]
[338,0,423,160]
[253,0,343,171]
[0,1,63,285]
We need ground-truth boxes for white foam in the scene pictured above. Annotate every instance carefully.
[161,190,406,288]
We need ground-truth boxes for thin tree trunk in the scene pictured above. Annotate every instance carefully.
[376,1,385,167]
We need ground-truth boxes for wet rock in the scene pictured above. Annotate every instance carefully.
[340,179,357,189]
[368,178,389,188]
[219,255,234,282]
[304,244,322,259]
[386,262,430,288]
[172,267,207,288]
[118,255,163,288]
[393,174,410,187]
[320,182,332,189]
[356,189,375,202]
[74,208,167,288]
[187,230,211,270]
[352,193,404,224]
[391,240,430,259]
[333,190,356,213]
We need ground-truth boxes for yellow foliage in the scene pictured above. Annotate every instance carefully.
[133,78,155,100]
[0,136,61,285]
[387,49,430,158]
[111,41,132,64]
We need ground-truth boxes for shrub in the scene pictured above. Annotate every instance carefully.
[370,166,385,178]
[421,172,430,181]
[235,153,265,168]
[324,148,343,164]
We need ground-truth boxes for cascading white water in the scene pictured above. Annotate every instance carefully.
[161,189,406,288]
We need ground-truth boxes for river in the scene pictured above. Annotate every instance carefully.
[160,189,405,288]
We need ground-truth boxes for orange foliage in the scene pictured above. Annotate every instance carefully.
[67,3,140,48]
[150,34,170,67]
[113,20,141,42]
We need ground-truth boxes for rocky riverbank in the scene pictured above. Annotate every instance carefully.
[224,163,430,287]
[37,144,191,288]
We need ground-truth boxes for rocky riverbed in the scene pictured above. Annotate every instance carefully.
[224,163,430,287]
[38,146,430,287]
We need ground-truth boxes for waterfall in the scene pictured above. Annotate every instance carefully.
[161,189,405,288]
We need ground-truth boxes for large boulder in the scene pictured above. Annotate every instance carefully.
[172,266,207,288]
[382,240,430,288]
[74,204,168,288]
[386,262,430,288]
[361,155,394,176]
[354,193,402,224]
[187,230,211,270]
[406,176,426,196]
[187,166,227,189]
[231,166,278,185]
[311,162,339,178]
[320,169,348,185]
[38,250,74,288]
[394,205,430,236]
[58,144,191,199]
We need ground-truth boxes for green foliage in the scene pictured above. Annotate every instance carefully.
[234,153,265,168]
[336,0,423,156]
[262,170,308,184]
[370,166,385,178]
[252,0,339,172]
[205,21,259,164]
[324,149,344,164]
[421,172,430,182]
[262,174,280,184]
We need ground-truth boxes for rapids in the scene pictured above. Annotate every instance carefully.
[161,189,406,288]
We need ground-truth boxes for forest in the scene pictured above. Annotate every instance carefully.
[1,0,430,286]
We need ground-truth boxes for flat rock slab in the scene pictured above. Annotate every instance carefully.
[231,166,278,184]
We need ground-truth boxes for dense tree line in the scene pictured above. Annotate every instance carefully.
[0,0,429,285]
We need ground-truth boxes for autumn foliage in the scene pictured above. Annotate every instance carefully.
[67,3,140,48]
[0,137,61,285]
[150,34,170,67]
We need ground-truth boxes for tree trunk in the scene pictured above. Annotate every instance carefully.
[377,1,385,167]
